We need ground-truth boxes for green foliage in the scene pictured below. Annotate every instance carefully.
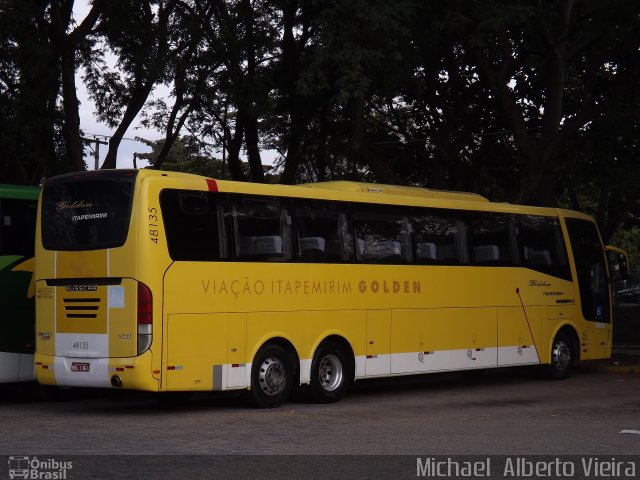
[0,0,639,250]
[136,136,222,176]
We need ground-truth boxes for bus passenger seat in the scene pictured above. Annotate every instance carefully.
[474,245,499,263]
[299,237,326,252]
[299,237,326,261]
[524,247,552,265]
[416,242,437,260]
[364,240,401,260]
[254,235,283,254]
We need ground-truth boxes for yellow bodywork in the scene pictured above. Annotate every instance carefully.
[34,170,610,392]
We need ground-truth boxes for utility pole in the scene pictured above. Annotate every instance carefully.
[82,136,108,170]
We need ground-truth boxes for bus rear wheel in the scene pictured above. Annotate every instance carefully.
[544,332,574,380]
[250,344,293,408]
[309,341,351,403]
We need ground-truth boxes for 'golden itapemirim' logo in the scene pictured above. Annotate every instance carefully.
[56,200,93,210]
[201,278,422,299]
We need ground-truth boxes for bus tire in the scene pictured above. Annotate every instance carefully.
[543,332,574,380]
[309,341,351,403]
[250,344,293,408]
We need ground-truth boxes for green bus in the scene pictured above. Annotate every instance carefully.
[0,184,38,383]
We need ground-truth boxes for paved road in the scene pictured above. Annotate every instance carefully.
[1,369,639,478]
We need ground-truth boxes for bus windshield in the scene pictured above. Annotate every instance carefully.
[41,170,137,251]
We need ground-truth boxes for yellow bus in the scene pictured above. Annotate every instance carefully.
[34,169,625,407]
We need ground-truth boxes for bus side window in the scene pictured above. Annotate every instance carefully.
[232,195,292,262]
[469,213,513,265]
[1,198,37,257]
[352,204,410,264]
[293,199,353,263]
[160,190,226,261]
[411,209,462,265]
[516,215,571,281]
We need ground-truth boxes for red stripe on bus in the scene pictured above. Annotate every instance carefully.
[206,179,218,192]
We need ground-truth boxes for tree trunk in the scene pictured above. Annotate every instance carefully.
[225,111,247,181]
[59,41,85,171]
[50,0,84,171]
[280,108,305,185]
[101,85,151,169]
[244,112,265,182]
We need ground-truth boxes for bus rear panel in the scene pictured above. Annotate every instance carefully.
[35,170,159,390]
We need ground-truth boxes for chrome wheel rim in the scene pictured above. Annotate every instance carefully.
[318,354,343,392]
[552,340,571,371]
[258,356,286,396]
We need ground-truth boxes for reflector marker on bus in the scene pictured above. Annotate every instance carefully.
[167,365,183,370]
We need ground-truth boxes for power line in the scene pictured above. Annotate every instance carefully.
[83,132,149,142]
[82,133,153,169]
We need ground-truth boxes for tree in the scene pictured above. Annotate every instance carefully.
[50,0,105,172]
[85,0,180,169]
[136,135,225,176]
[454,0,640,206]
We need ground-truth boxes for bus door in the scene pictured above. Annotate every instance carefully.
[564,218,611,359]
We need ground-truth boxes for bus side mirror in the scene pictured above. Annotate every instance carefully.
[605,245,630,282]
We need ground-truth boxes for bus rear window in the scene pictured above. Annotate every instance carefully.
[41,171,136,251]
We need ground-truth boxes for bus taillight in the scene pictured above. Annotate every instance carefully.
[137,282,153,355]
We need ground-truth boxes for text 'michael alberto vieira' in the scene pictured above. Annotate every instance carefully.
[416,457,637,478]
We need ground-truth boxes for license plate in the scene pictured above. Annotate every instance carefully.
[71,362,90,372]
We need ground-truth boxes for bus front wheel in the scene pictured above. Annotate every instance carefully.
[544,332,574,380]
[309,341,351,403]
[250,344,293,408]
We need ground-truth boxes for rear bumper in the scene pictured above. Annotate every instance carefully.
[35,350,159,391]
